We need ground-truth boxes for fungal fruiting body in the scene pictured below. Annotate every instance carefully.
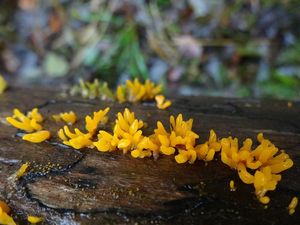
[27,215,43,224]
[288,197,298,215]
[0,200,16,225]
[16,163,29,178]
[53,111,77,125]
[0,75,7,94]
[22,130,51,143]
[4,81,295,209]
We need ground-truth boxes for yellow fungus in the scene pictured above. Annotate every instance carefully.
[115,79,162,103]
[27,108,43,122]
[29,119,43,131]
[27,215,43,224]
[288,197,298,215]
[237,163,254,184]
[53,106,293,206]
[259,196,270,204]
[22,130,51,143]
[6,108,44,132]
[111,108,144,154]
[58,126,93,149]
[85,108,110,134]
[4,97,296,211]
[16,163,29,178]
[60,111,77,124]
[52,111,77,125]
[0,201,10,214]
[133,137,158,159]
[152,114,199,161]
[217,132,293,205]
[229,180,236,191]
[126,79,145,102]
[220,134,292,204]
[6,117,34,133]
[0,207,16,225]
[143,79,162,100]
[94,131,117,152]
[57,129,68,141]
[196,130,220,161]
[175,148,197,164]
[0,75,7,94]
[289,209,295,215]
[67,134,93,149]
[116,85,126,103]
[155,95,172,109]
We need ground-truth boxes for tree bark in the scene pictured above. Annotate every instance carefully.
[0,87,299,224]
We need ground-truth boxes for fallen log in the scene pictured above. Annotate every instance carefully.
[0,87,299,224]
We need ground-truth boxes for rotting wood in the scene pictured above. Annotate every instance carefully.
[0,87,299,224]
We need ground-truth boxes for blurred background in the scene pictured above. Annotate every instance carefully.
[0,0,300,99]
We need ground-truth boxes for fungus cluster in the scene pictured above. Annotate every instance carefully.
[4,79,297,219]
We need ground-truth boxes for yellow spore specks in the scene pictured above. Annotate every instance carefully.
[22,130,51,143]
[27,215,43,224]
[155,95,172,109]
[0,75,7,94]
[229,180,236,191]
[53,111,77,125]
[288,196,298,215]
[16,162,29,178]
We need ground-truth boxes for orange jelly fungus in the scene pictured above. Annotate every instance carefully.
[116,79,162,103]
[0,200,16,225]
[27,215,43,224]
[22,130,51,143]
[53,111,77,125]
[6,108,43,133]
[155,95,172,109]
[4,79,295,209]
[16,162,29,178]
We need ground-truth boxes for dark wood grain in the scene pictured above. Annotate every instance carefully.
[0,87,299,225]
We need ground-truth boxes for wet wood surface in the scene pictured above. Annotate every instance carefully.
[0,87,299,224]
